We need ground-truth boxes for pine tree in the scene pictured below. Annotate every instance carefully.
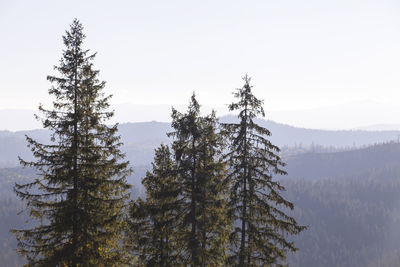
[127,144,181,266]
[222,75,305,266]
[168,94,230,266]
[12,19,132,266]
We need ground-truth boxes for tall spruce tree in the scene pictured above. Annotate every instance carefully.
[222,75,305,266]
[128,144,181,266]
[168,94,230,266]
[12,19,131,266]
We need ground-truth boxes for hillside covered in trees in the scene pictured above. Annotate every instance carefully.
[284,166,400,266]
[1,119,399,168]
[3,142,400,266]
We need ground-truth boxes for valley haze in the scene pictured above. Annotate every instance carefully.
[3,100,400,131]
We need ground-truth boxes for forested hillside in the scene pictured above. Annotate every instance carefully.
[221,115,400,147]
[285,173,400,266]
[283,142,400,180]
[1,119,399,168]
[3,142,400,266]
[0,168,31,266]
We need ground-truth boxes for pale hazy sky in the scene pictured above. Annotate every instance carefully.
[1,0,400,129]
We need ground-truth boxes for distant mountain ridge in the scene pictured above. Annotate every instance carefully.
[220,115,400,147]
[1,117,400,169]
[283,142,400,181]
[356,124,400,131]
[4,100,400,131]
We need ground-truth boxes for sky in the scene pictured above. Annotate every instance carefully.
[1,0,400,130]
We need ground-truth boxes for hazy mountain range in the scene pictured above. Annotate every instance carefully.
[4,100,400,131]
[1,116,400,169]
[283,142,400,180]
[1,116,400,192]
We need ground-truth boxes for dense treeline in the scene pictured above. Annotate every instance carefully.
[0,198,27,266]
[0,168,35,199]
[283,142,400,181]
[4,159,400,266]
[284,166,400,266]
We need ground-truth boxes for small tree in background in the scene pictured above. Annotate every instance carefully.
[222,75,305,266]
[128,144,181,266]
[12,19,131,266]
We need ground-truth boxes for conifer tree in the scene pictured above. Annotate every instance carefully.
[168,94,230,266]
[222,75,305,266]
[127,144,181,266]
[12,19,131,266]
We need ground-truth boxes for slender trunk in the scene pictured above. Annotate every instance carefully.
[202,222,206,267]
[161,209,165,266]
[165,233,169,267]
[239,103,248,266]
[240,169,247,265]
[247,169,253,265]
[160,232,164,266]
[190,137,199,266]
[201,184,206,267]
[71,47,79,267]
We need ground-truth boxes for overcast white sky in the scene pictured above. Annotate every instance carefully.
[1,0,400,130]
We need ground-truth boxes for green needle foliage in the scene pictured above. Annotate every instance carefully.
[168,94,230,266]
[12,19,131,267]
[128,144,181,266]
[222,75,306,266]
